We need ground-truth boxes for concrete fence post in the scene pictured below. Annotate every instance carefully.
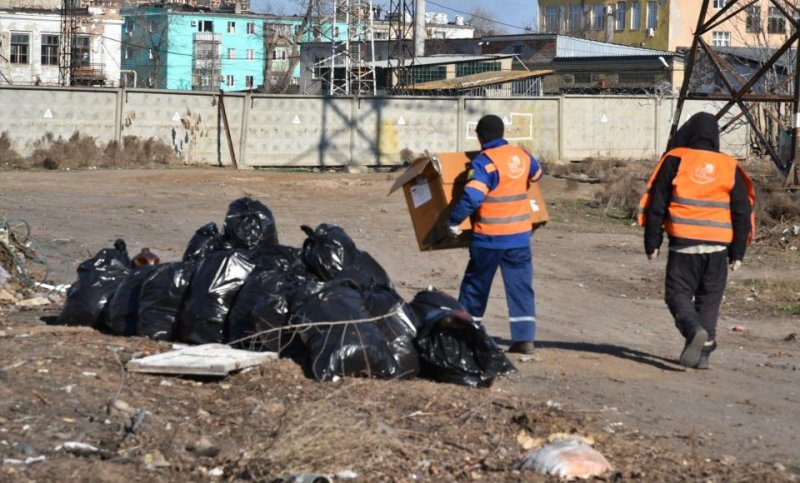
[114,86,124,146]
[456,96,465,151]
[239,91,251,169]
[557,95,565,161]
[654,96,661,157]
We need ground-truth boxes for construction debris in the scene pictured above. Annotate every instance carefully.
[126,343,276,376]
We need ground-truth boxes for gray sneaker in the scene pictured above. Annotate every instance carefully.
[508,341,536,355]
[679,327,708,368]
[696,340,717,370]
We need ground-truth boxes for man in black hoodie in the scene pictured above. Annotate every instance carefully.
[638,112,755,369]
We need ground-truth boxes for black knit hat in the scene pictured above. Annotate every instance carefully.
[475,114,504,142]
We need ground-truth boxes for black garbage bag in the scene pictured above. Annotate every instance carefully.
[337,251,393,288]
[294,280,399,381]
[176,250,255,344]
[248,244,305,273]
[137,262,194,341]
[228,269,317,351]
[363,284,420,379]
[410,289,516,388]
[57,239,131,327]
[105,265,159,336]
[300,224,357,280]
[183,222,224,262]
[224,197,278,250]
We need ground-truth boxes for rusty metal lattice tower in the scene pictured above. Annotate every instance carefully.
[59,0,78,86]
[673,0,800,180]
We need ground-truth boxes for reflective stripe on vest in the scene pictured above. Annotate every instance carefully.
[474,145,532,236]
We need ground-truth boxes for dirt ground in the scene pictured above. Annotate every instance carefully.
[1,168,799,482]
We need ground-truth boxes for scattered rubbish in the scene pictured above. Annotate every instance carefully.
[62,441,100,456]
[81,371,97,377]
[517,430,543,451]
[514,435,613,479]
[3,456,46,465]
[208,467,224,477]
[335,470,359,479]
[0,266,9,291]
[126,343,276,376]
[131,248,160,269]
[518,354,542,363]
[785,333,798,342]
[279,475,332,483]
[17,296,50,308]
[186,436,220,458]
[143,450,170,468]
[730,325,749,333]
[33,282,69,294]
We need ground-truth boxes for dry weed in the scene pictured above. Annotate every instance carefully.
[0,131,26,168]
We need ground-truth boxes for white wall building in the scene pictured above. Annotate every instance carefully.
[0,6,123,87]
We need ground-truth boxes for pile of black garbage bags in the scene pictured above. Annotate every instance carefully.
[57,197,515,387]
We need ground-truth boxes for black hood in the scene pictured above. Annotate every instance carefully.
[669,112,720,152]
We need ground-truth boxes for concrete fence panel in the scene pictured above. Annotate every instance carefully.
[462,98,561,161]
[120,89,242,166]
[243,95,353,167]
[0,86,117,153]
[353,97,460,165]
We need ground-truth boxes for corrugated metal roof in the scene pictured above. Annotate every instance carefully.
[408,69,553,91]
[556,36,673,58]
[367,54,514,68]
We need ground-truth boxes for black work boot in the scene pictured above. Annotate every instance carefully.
[508,341,536,355]
[679,325,709,368]
[696,340,717,370]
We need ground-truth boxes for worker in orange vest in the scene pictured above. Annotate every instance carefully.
[448,114,544,355]
[639,112,755,369]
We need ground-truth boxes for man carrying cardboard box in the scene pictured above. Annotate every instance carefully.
[447,114,544,355]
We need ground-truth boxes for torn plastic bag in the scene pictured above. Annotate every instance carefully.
[410,289,516,388]
[183,222,224,262]
[300,224,357,280]
[223,197,278,250]
[137,262,194,341]
[363,284,420,379]
[176,250,255,344]
[106,265,159,336]
[57,239,130,327]
[294,280,399,381]
[228,269,317,351]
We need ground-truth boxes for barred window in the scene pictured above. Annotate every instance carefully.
[11,33,30,64]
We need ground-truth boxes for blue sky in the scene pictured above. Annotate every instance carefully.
[250,1,540,34]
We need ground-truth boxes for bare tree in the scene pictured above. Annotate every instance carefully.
[468,7,507,36]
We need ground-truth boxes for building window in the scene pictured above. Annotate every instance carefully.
[616,2,626,30]
[745,4,762,33]
[245,75,254,88]
[201,76,210,87]
[631,1,641,30]
[227,48,236,60]
[226,74,235,87]
[10,33,30,64]
[149,21,156,33]
[713,0,727,8]
[711,31,731,46]
[592,5,606,31]
[247,22,255,34]
[768,7,786,34]
[149,49,154,59]
[227,21,236,33]
[246,48,254,60]
[647,1,658,30]
[199,20,213,32]
[124,47,131,60]
[126,19,135,34]
[72,36,90,67]
[568,4,582,32]
[545,6,560,33]
[41,34,59,66]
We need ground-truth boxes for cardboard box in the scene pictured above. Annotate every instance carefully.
[389,151,549,251]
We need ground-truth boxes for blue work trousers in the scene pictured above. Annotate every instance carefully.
[458,245,536,342]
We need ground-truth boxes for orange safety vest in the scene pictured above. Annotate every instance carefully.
[472,145,532,236]
[638,147,756,245]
